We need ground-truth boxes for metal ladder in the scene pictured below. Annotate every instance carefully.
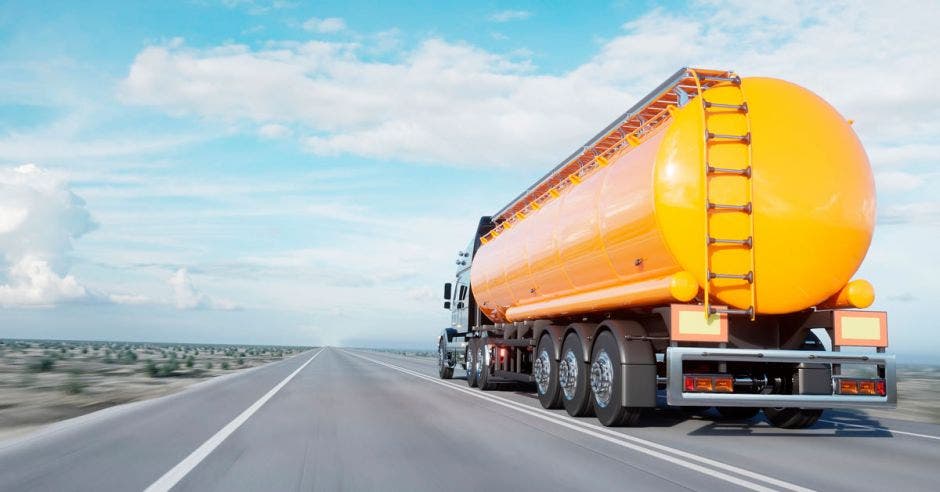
[690,70,757,320]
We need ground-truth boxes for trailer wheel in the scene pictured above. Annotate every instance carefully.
[763,332,825,429]
[560,333,594,417]
[590,331,642,427]
[763,407,822,429]
[716,407,760,420]
[535,335,563,409]
[478,342,496,391]
[465,339,478,387]
[438,337,454,379]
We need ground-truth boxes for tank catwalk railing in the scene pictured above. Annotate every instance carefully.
[483,67,736,245]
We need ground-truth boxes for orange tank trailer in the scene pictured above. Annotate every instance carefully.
[471,76,875,323]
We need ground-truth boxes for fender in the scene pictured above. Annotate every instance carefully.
[566,323,595,362]
[596,320,654,365]
[598,320,656,407]
[532,321,565,360]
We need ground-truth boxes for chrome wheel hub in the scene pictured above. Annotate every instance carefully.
[476,345,487,380]
[591,350,614,408]
[559,350,579,401]
[534,350,551,395]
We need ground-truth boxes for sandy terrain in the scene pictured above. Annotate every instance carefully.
[859,365,940,425]
[0,339,311,441]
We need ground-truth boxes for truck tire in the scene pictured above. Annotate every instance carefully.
[438,337,454,379]
[763,332,825,429]
[763,407,822,429]
[560,333,594,417]
[465,339,478,387]
[716,407,760,420]
[478,342,496,391]
[591,331,642,426]
[535,335,563,409]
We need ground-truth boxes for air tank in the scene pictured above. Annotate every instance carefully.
[471,77,875,324]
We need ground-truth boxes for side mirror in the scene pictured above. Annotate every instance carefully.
[443,301,451,309]
[443,282,452,300]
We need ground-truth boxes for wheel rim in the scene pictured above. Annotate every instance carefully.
[591,350,614,408]
[438,341,445,370]
[534,349,551,395]
[559,349,579,401]
[476,346,485,380]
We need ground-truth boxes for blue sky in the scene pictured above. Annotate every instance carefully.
[0,1,937,359]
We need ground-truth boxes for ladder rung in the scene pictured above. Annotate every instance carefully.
[703,101,748,112]
[706,132,751,143]
[709,306,754,317]
[708,236,753,248]
[708,271,754,283]
[707,165,751,177]
[699,74,742,85]
[708,202,752,214]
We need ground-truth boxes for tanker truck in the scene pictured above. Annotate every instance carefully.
[437,67,896,428]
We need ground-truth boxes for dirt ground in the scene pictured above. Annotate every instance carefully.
[859,365,940,425]
[0,339,311,441]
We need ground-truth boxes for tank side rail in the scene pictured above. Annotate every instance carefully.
[486,339,535,348]
[666,347,897,408]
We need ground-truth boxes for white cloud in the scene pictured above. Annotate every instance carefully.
[875,171,925,192]
[488,10,531,22]
[168,268,238,310]
[120,1,939,175]
[302,17,346,33]
[0,164,97,307]
[119,38,619,167]
[108,293,151,305]
[258,123,292,138]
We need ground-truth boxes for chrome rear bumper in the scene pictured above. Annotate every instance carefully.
[666,347,897,408]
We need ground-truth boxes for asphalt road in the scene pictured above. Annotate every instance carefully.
[1,347,938,491]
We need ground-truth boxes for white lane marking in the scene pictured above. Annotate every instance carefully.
[819,419,940,441]
[145,348,325,492]
[377,351,940,446]
[345,350,811,492]
[359,351,812,491]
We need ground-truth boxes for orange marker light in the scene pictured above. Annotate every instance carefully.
[713,377,734,393]
[839,380,858,395]
[694,377,713,392]
[858,380,876,395]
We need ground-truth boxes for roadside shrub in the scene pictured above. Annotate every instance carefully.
[63,370,86,394]
[119,350,138,364]
[221,361,230,370]
[145,358,180,377]
[185,355,195,368]
[237,357,244,366]
[81,347,88,354]
[28,356,56,372]
[205,361,213,370]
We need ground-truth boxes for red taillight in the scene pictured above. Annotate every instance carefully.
[836,378,886,396]
[683,374,734,393]
[499,348,508,360]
